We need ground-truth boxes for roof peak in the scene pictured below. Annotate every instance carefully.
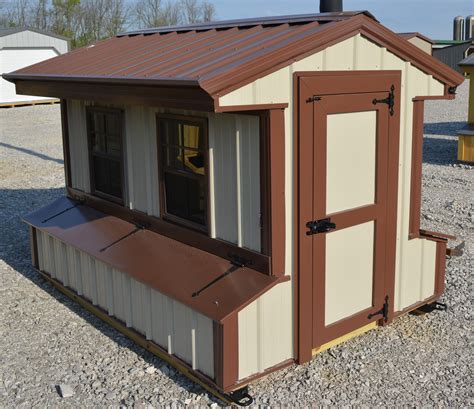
[119,11,375,37]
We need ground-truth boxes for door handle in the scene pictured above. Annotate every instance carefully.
[306,218,336,235]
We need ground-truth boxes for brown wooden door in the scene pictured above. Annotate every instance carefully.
[296,72,401,358]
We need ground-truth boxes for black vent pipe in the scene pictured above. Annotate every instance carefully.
[320,0,343,13]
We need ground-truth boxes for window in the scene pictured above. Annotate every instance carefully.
[87,107,124,203]
[157,114,208,231]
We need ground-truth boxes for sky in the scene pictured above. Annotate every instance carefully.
[211,0,474,40]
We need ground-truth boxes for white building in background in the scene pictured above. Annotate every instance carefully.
[0,27,69,105]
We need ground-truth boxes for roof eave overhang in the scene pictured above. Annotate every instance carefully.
[4,74,216,112]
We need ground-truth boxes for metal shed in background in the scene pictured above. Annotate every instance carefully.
[0,27,69,106]
[432,40,473,73]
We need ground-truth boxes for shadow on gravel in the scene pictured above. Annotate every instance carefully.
[423,121,466,137]
[0,142,64,165]
[0,187,221,405]
[422,135,459,166]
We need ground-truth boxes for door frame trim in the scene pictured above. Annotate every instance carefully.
[293,70,402,363]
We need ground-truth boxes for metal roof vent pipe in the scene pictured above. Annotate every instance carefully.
[453,16,465,41]
[466,15,474,40]
[320,0,343,13]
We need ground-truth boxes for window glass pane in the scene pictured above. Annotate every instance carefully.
[105,114,120,137]
[93,156,122,199]
[106,131,121,158]
[164,146,183,170]
[160,119,180,146]
[93,112,105,135]
[182,124,203,149]
[164,172,206,226]
[91,132,106,153]
[184,149,205,175]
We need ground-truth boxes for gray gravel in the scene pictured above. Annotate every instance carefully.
[0,83,472,407]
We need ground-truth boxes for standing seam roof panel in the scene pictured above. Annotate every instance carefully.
[89,30,223,76]
[123,26,277,78]
[108,28,243,76]
[151,24,303,78]
[187,22,326,80]
[162,22,324,79]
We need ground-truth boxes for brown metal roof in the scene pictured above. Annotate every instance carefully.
[24,196,284,322]
[3,11,464,99]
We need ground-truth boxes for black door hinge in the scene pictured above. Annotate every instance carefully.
[307,95,322,103]
[373,85,395,116]
[368,295,389,323]
[306,218,336,235]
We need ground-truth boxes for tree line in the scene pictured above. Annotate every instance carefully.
[0,0,216,48]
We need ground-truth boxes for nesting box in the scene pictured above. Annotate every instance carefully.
[5,10,463,401]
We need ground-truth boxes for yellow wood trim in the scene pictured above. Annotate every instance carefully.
[312,322,377,356]
[458,135,474,163]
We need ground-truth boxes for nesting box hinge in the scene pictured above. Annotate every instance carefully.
[306,95,322,103]
[368,295,389,323]
[372,84,395,116]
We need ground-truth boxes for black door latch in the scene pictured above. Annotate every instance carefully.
[306,218,336,235]
[372,84,395,116]
[368,295,389,322]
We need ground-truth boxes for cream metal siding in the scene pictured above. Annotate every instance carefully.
[219,33,445,312]
[124,106,160,216]
[209,113,261,251]
[35,229,215,378]
[67,103,262,251]
[237,280,293,380]
[67,100,90,192]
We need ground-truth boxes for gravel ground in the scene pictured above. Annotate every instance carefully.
[0,83,472,407]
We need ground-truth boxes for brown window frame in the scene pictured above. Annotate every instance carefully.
[86,106,125,205]
[156,113,209,233]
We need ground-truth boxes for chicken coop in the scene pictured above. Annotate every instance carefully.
[4,2,463,405]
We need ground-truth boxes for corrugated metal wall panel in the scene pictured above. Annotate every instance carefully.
[238,280,293,380]
[208,112,261,251]
[35,230,214,378]
[124,106,160,216]
[219,32,445,317]
[238,116,261,251]
[67,100,90,192]
[209,113,238,244]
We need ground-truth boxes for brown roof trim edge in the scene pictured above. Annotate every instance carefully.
[214,103,289,112]
[3,73,201,88]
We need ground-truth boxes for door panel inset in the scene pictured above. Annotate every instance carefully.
[325,221,375,325]
[326,111,377,214]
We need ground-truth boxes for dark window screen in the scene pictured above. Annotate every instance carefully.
[158,116,207,229]
[87,109,123,202]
